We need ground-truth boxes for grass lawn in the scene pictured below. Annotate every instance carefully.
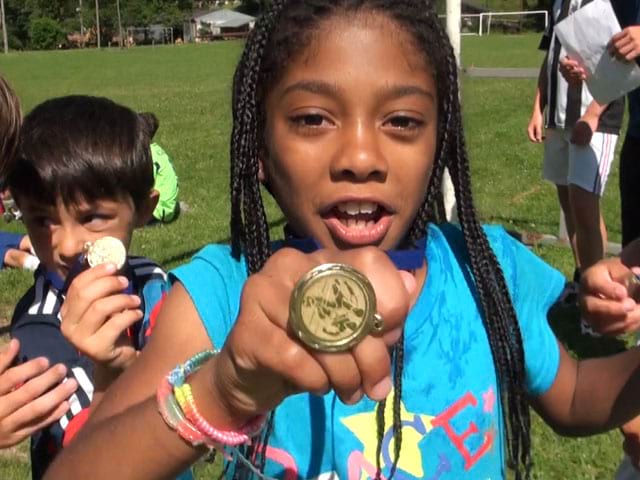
[0,33,629,478]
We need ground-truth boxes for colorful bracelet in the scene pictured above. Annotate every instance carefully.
[157,349,267,450]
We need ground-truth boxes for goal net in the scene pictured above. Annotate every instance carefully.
[459,10,548,36]
[125,27,174,46]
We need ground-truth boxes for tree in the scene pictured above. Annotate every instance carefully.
[29,16,64,49]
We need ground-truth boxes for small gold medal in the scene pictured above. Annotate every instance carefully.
[84,236,127,270]
[289,263,383,352]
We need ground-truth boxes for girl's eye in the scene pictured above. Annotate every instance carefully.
[385,115,424,130]
[290,113,331,129]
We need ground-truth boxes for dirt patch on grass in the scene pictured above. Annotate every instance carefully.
[0,441,29,461]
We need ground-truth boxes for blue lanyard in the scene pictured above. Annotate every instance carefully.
[281,226,426,271]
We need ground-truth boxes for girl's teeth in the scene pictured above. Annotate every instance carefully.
[338,201,378,215]
[360,202,376,214]
[348,202,360,215]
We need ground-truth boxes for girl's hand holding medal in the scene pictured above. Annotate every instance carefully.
[209,246,416,422]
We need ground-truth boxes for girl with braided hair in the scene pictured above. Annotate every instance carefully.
[48,1,640,479]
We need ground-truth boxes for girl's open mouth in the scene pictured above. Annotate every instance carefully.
[322,201,393,246]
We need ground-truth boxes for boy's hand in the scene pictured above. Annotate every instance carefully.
[527,110,544,143]
[60,263,143,372]
[208,247,416,423]
[0,339,78,448]
[570,112,598,146]
[609,27,640,63]
[559,56,587,86]
[579,258,640,335]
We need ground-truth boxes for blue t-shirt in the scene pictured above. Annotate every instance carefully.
[171,224,564,480]
[611,0,640,139]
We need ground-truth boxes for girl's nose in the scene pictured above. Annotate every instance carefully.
[330,121,388,182]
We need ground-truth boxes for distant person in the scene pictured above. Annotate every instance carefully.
[527,0,624,311]
[0,231,39,271]
[145,114,180,224]
[4,95,174,479]
[560,3,640,476]
[560,1,640,247]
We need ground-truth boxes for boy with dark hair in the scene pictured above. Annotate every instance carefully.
[0,77,80,454]
[5,95,169,479]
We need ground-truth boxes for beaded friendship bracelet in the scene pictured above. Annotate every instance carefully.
[157,349,267,451]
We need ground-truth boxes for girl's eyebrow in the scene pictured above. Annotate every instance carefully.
[281,80,435,102]
[382,85,436,102]
[282,80,339,97]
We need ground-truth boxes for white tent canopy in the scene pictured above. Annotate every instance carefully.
[193,9,255,29]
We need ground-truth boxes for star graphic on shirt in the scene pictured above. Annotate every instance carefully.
[341,389,435,480]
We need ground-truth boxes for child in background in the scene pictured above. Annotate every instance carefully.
[47,2,640,479]
[0,231,39,271]
[146,113,180,224]
[0,76,78,452]
[4,95,170,479]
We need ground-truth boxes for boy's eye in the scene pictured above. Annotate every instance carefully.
[32,216,54,228]
[82,214,109,225]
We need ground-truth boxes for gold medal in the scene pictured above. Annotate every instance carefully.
[289,263,383,352]
[84,236,127,270]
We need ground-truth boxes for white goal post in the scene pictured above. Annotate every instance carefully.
[125,27,174,46]
[452,10,549,36]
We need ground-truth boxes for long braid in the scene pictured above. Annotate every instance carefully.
[428,15,532,478]
[228,1,531,478]
[230,0,290,273]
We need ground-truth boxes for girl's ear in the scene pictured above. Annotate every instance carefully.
[258,157,266,183]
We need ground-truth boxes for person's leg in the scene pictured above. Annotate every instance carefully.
[567,131,618,269]
[556,185,579,268]
[568,184,603,270]
[620,134,640,246]
[544,129,576,268]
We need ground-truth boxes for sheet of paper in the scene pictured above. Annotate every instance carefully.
[554,0,640,104]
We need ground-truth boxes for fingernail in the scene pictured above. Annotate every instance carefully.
[347,389,363,405]
[118,276,128,286]
[105,263,117,273]
[371,377,391,401]
[623,299,636,312]
[130,295,141,304]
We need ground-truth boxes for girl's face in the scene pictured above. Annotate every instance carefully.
[263,12,438,250]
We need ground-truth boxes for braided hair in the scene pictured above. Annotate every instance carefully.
[229,1,532,479]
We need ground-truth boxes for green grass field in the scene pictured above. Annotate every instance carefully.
[0,33,629,478]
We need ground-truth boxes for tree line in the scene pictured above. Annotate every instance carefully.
[2,0,261,50]
[2,0,548,51]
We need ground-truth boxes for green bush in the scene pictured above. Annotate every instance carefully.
[29,17,65,50]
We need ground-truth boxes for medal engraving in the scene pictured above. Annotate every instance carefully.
[85,236,127,270]
[290,264,380,352]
